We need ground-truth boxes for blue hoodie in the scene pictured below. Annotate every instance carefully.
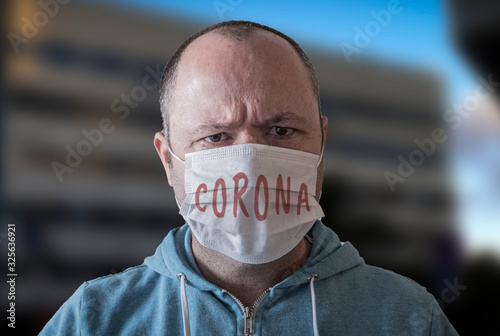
[39,221,459,335]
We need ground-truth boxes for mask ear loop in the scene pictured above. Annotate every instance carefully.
[162,130,185,209]
[316,144,324,168]
[168,143,186,164]
[162,129,186,165]
[166,143,184,209]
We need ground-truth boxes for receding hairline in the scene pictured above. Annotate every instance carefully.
[161,22,318,102]
[174,28,316,99]
[182,28,302,62]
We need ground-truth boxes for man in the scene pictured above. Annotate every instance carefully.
[40,21,459,335]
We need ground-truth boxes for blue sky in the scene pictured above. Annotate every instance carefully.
[111,0,478,103]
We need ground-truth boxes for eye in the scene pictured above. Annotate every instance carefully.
[204,133,225,143]
[269,126,294,136]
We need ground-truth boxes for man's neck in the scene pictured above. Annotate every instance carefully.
[191,234,312,307]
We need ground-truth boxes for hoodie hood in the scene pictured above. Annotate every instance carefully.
[41,220,459,336]
[145,220,364,291]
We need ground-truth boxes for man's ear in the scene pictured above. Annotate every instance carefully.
[154,132,173,187]
[321,115,328,148]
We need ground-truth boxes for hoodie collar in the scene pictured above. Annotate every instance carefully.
[274,220,364,288]
[145,221,364,291]
[145,224,219,291]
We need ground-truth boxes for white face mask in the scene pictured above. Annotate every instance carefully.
[168,143,325,264]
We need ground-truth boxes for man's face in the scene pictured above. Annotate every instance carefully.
[155,30,327,203]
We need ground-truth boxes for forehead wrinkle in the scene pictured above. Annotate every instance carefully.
[193,109,247,134]
[251,111,309,127]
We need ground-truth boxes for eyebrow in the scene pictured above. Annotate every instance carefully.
[193,112,308,134]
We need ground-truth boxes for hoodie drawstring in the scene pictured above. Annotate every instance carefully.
[178,273,191,336]
[309,274,319,336]
[178,272,318,336]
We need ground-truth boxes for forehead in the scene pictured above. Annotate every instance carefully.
[179,28,307,77]
[168,28,317,128]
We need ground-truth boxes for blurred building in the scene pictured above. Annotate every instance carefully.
[4,1,204,333]
[313,53,457,285]
[3,0,457,334]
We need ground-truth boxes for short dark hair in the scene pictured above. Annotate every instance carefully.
[159,20,322,148]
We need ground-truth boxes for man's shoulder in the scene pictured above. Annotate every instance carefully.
[359,263,424,287]
[78,265,178,325]
[86,264,150,283]
[81,264,170,297]
[39,264,182,335]
[339,261,434,304]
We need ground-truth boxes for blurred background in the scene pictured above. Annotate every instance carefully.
[1,0,499,334]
